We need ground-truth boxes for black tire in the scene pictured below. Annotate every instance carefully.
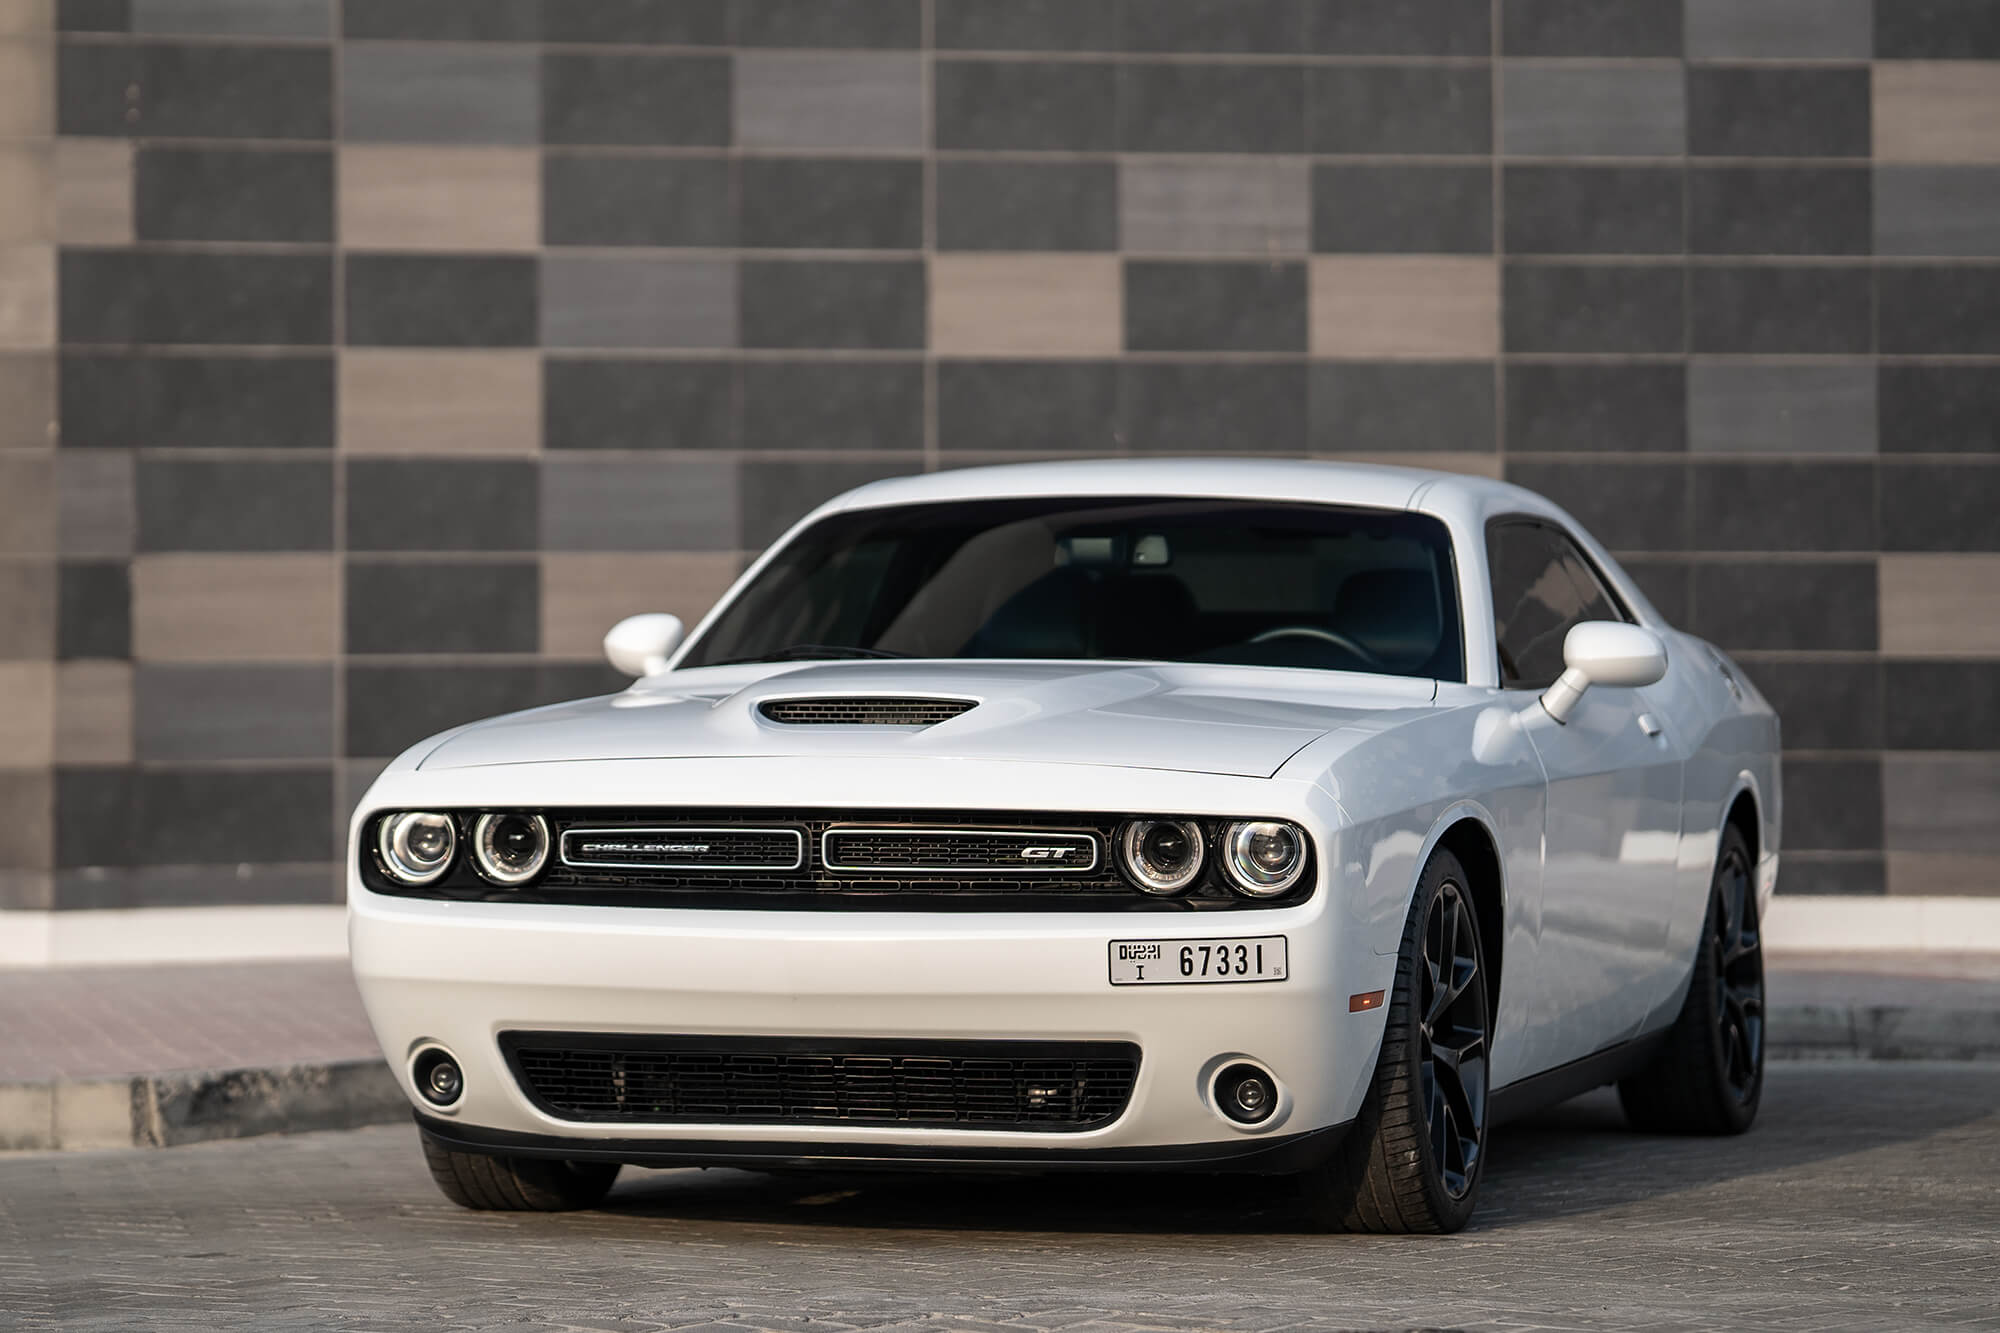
[420,1128,620,1211]
[1296,848,1490,1233]
[1617,825,1764,1135]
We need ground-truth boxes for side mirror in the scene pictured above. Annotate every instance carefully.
[603,613,685,678]
[1539,621,1667,724]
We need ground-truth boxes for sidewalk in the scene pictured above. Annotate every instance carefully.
[2,953,1997,1152]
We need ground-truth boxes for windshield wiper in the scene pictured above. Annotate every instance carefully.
[708,644,915,667]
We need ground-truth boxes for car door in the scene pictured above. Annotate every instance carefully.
[1488,518,1684,1069]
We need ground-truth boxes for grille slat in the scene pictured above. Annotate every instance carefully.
[504,1035,1139,1132]
[759,697,977,727]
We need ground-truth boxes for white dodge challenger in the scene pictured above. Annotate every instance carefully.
[349,459,1780,1233]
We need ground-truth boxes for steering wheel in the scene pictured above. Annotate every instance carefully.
[1249,625,1384,667]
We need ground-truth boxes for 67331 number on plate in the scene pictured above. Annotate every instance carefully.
[1108,936,1287,985]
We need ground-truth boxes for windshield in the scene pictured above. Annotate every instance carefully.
[680,496,1464,681]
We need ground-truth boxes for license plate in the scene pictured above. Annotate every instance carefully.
[1108,936,1287,986]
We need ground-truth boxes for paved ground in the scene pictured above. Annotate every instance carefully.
[3,1063,1996,1332]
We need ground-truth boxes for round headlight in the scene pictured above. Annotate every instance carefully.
[378,812,456,885]
[1221,820,1307,896]
[471,812,550,886]
[1119,819,1205,895]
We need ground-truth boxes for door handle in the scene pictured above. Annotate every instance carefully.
[1637,713,1663,738]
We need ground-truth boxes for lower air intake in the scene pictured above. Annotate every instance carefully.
[758,697,977,726]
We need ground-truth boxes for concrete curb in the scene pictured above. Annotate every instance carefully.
[1765,1004,2000,1063]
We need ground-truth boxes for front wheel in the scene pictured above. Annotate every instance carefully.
[420,1129,620,1211]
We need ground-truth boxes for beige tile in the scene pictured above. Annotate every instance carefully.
[339,350,540,455]
[930,255,1121,358]
[0,770,50,873]
[52,138,133,245]
[1887,851,2000,897]
[131,554,338,662]
[0,144,45,243]
[0,453,53,553]
[0,557,53,659]
[541,552,742,660]
[1879,554,2000,656]
[0,659,52,767]
[339,146,539,251]
[0,245,54,348]
[54,660,131,763]
[0,38,53,139]
[0,352,54,450]
[0,2,54,37]
[1876,63,2000,164]
[1310,256,1500,358]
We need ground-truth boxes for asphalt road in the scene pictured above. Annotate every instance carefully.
[4,1063,1997,1332]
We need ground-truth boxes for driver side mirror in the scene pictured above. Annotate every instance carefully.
[603,613,685,678]
[1539,621,1667,724]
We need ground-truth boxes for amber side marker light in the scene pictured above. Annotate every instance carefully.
[1350,990,1385,1013]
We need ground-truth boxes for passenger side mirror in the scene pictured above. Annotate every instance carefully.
[603,613,685,678]
[1539,621,1667,724]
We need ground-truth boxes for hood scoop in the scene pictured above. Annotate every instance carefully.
[757,696,978,727]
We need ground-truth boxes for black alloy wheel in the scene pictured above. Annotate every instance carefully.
[1420,879,1489,1198]
[1712,842,1764,1105]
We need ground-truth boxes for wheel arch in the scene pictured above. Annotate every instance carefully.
[1415,805,1508,1029]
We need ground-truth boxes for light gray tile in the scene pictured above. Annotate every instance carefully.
[1119,160,1309,255]
[1502,64,1685,157]
[1684,0,1871,60]
[539,257,737,349]
[1877,167,2000,257]
[540,459,740,551]
[1687,361,1876,454]
[734,52,923,150]
[341,45,539,145]
[1885,755,2000,855]
[58,450,134,557]
[134,665,333,761]
[132,0,332,37]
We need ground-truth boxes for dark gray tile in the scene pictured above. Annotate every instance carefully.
[1882,463,2000,552]
[1503,166,1682,255]
[1121,0,1301,53]
[1118,361,1309,453]
[1119,61,1306,154]
[1501,461,1687,551]
[1779,856,1884,896]
[1880,266,2000,355]
[1876,0,2000,59]
[543,155,732,248]
[1690,266,1872,354]
[1780,757,1882,852]
[60,41,332,140]
[342,0,536,39]
[134,147,331,243]
[1688,562,1878,651]
[1503,263,1684,354]
[1685,0,1872,59]
[739,460,921,547]
[1687,362,1877,455]
[1689,461,1877,551]
[1617,557,1691,625]
[346,460,537,552]
[57,562,130,660]
[54,768,137,868]
[59,354,333,450]
[741,362,924,452]
[937,161,1117,252]
[1503,0,1680,55]
[1308,65,1489,155]
[345,663,624,756]
[60,0,130,32]
[540,0,730,45]
[1884,755,2000,855]
[1886,662,2000,751]
[1728,657,1881,749]
[740,159,923,250]
[345,561,540,654]
[541,459,740,550]
[1689,167,1872,256]
[341,44,539,144]
[1309,362,1495,453]
[1307,0,1488,54]
[1505,363,1687,453]
[1313,165,1491,254]
[137,459,333,552]
[937,362,1120,453]
[730,0,920,47]
[1687,67,1870,158]
[132,0,329,38]
[1876,167,2000,257]
[935,0,1120,50]
[135,665,333,761]
[1125,261,1307,352]
[60,251,332,346]
[1501,65,1684,157]
[542,52,731,146]
[739,259,924,350]
[544,359,735,451]
[52,864,342,910]
[344,255,536,348]
[56,768,332,868]
[1879,365,2000,453]
[934,59,1117,151]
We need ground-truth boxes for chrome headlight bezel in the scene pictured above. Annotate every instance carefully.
[471,812,551,886]
[1220,819,1309,897]
[1118,818,1207,895]
[376,811,457,886]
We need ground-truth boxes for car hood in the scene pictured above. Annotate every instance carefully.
[416,661,1442,779]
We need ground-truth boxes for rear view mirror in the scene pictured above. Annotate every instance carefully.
[1540,621,1667,723]
[604,613,685,678]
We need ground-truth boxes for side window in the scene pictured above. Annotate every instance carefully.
[1487,521,1628,689]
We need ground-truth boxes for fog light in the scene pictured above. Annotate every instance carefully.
[472,812,550,886]
[1215,1063,1277,1125]
[378,812,456,886]
[1119,819,1205,894]
[413,1048,463,1108]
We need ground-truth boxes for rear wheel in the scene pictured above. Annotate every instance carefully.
[1617,825,1763,1135]
[420,1128,620,1211]
[1296,848,1489,1233]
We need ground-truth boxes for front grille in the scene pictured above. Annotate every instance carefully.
[502,1033,1140,1131]
[759,697,977,726]
[560,826,803,871]
[822,827,1098,875]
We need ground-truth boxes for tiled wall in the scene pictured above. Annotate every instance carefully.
[3,0,1998,912]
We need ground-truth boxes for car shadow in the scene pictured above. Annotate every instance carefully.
[592,1064,1999,1236]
